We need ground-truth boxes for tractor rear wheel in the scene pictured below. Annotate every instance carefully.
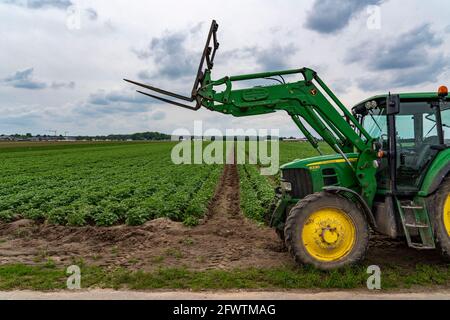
[284,192,369,270]
[434,177,450,260]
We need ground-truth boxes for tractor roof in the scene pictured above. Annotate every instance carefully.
[354,92,448,108]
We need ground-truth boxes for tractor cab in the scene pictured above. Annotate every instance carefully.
[353,90,450,194]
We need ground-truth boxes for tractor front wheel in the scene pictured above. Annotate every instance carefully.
[284,192,369,270]
[434,177,450,260]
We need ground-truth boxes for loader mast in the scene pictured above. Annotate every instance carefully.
[124,20,379,205]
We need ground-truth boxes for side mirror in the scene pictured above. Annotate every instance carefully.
[387,94,400,115]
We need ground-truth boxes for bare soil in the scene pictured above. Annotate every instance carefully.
[0,163,445,271]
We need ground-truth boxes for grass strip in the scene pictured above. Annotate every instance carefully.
[0,263,448,291]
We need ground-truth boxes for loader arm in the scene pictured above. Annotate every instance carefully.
[195,67,379,205]
[124,20,379,206]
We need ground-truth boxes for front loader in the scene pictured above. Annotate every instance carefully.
[125,21,450,270]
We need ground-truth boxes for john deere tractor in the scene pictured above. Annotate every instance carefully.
[125,21,450,270]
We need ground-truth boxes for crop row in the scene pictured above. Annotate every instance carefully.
[238,164,275,222]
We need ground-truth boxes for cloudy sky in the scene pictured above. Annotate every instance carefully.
[1,0,449,137]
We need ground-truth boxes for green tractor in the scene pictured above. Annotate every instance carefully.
[126,21,450,270]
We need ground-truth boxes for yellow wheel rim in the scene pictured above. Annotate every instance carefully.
[302,208,356,262]
[444,194,450,237]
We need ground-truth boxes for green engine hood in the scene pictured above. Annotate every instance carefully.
[280,153,359,170]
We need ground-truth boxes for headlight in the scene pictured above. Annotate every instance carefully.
[365,100,378,110]
[370,100,378,109]
[281,181,292,192]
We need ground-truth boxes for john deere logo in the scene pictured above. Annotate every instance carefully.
[310,89,318,96]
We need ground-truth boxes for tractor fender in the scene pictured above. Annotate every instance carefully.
[423,162,450,196]
[419,149,450,196]
[323,186,377,229]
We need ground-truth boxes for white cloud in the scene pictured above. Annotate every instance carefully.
[0,0,450,137]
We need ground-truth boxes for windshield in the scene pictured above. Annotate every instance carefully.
[362,108,387,139]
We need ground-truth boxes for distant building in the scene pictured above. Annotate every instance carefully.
[283,138,309,142]
[0,135,13,141]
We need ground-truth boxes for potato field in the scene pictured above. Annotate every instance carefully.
[0,141,329,227]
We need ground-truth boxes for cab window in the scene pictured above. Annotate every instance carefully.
[395,102,440,188]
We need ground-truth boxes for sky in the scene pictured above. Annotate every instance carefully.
[0,0,449,137]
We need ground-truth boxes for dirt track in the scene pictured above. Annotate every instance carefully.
[1,289,449,300]
[0,163,446,271]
